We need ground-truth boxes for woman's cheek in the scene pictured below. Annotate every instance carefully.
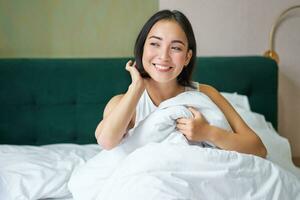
[173,53,187,66]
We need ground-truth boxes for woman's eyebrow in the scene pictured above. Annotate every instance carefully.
[171,40,185,46]
[148,36,162,40]
[148,36,185,46]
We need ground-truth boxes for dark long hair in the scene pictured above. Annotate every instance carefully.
[134,10,197,87]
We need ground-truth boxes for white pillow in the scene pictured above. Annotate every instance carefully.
[0,144,100,200]
[221,92,251,111]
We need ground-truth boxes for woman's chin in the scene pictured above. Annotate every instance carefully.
[147,75,176,84]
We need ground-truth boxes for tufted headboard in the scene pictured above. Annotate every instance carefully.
[0,56,278,145]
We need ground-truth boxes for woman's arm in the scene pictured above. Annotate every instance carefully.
[177,84,267,158]
[95,60,145,150]
[95,83,144,150]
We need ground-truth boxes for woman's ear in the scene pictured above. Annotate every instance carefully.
[184,50,193,66]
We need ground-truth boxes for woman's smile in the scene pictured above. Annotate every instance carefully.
[152,63,173,72]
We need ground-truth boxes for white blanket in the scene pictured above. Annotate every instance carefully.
[68,91,300,200]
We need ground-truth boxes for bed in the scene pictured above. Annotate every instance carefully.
[0,56,299,200]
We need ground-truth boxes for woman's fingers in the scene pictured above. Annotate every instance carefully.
[188,107,201,118]
[125,60,138,76]
[176,118,190,124]
[176,123,188,131]
[125,60,133,71]
[125,60,145,88]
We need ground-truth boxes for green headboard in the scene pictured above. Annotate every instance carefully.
[0,56,278,145]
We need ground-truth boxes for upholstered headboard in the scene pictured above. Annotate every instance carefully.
[0,56,277,145]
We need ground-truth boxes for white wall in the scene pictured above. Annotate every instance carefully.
[160,0,300,157]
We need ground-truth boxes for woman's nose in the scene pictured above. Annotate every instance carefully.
[159,47,170,60]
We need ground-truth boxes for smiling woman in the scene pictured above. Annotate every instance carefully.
[67,9,291,200]
[142,20,192,83]
[2,3,300,199]
[94,10,266,159]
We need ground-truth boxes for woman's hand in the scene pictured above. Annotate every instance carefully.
[176,107,210,142]
[125,60,145,89]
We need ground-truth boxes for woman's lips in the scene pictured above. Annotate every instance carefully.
[153,63,172,72]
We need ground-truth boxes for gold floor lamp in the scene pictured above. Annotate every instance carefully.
[264,5,300,63]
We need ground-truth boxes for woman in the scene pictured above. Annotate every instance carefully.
[95,10,267,158]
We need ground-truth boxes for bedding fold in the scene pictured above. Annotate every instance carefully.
[68,91,300,200]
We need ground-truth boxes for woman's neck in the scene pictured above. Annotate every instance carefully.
[145,79,185,106]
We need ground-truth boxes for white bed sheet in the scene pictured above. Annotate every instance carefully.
[42,198,73,200]
[68,91,300,200]
[1,92,299,200]
[0,144,99,200]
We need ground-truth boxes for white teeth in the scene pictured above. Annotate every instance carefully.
[154,64,170,70]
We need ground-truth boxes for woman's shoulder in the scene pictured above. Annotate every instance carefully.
[107,94,124,105]
[198,83,219,96]
[198,83,228,107]
[103,94,125,117]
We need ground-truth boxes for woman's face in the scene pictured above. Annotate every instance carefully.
[142,20,192,84]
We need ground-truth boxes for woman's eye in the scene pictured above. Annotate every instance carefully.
[150,42,159,47]
[172,47,182,51]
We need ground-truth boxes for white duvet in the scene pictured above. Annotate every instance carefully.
[68,91,300,200]
[0,144,100,200]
